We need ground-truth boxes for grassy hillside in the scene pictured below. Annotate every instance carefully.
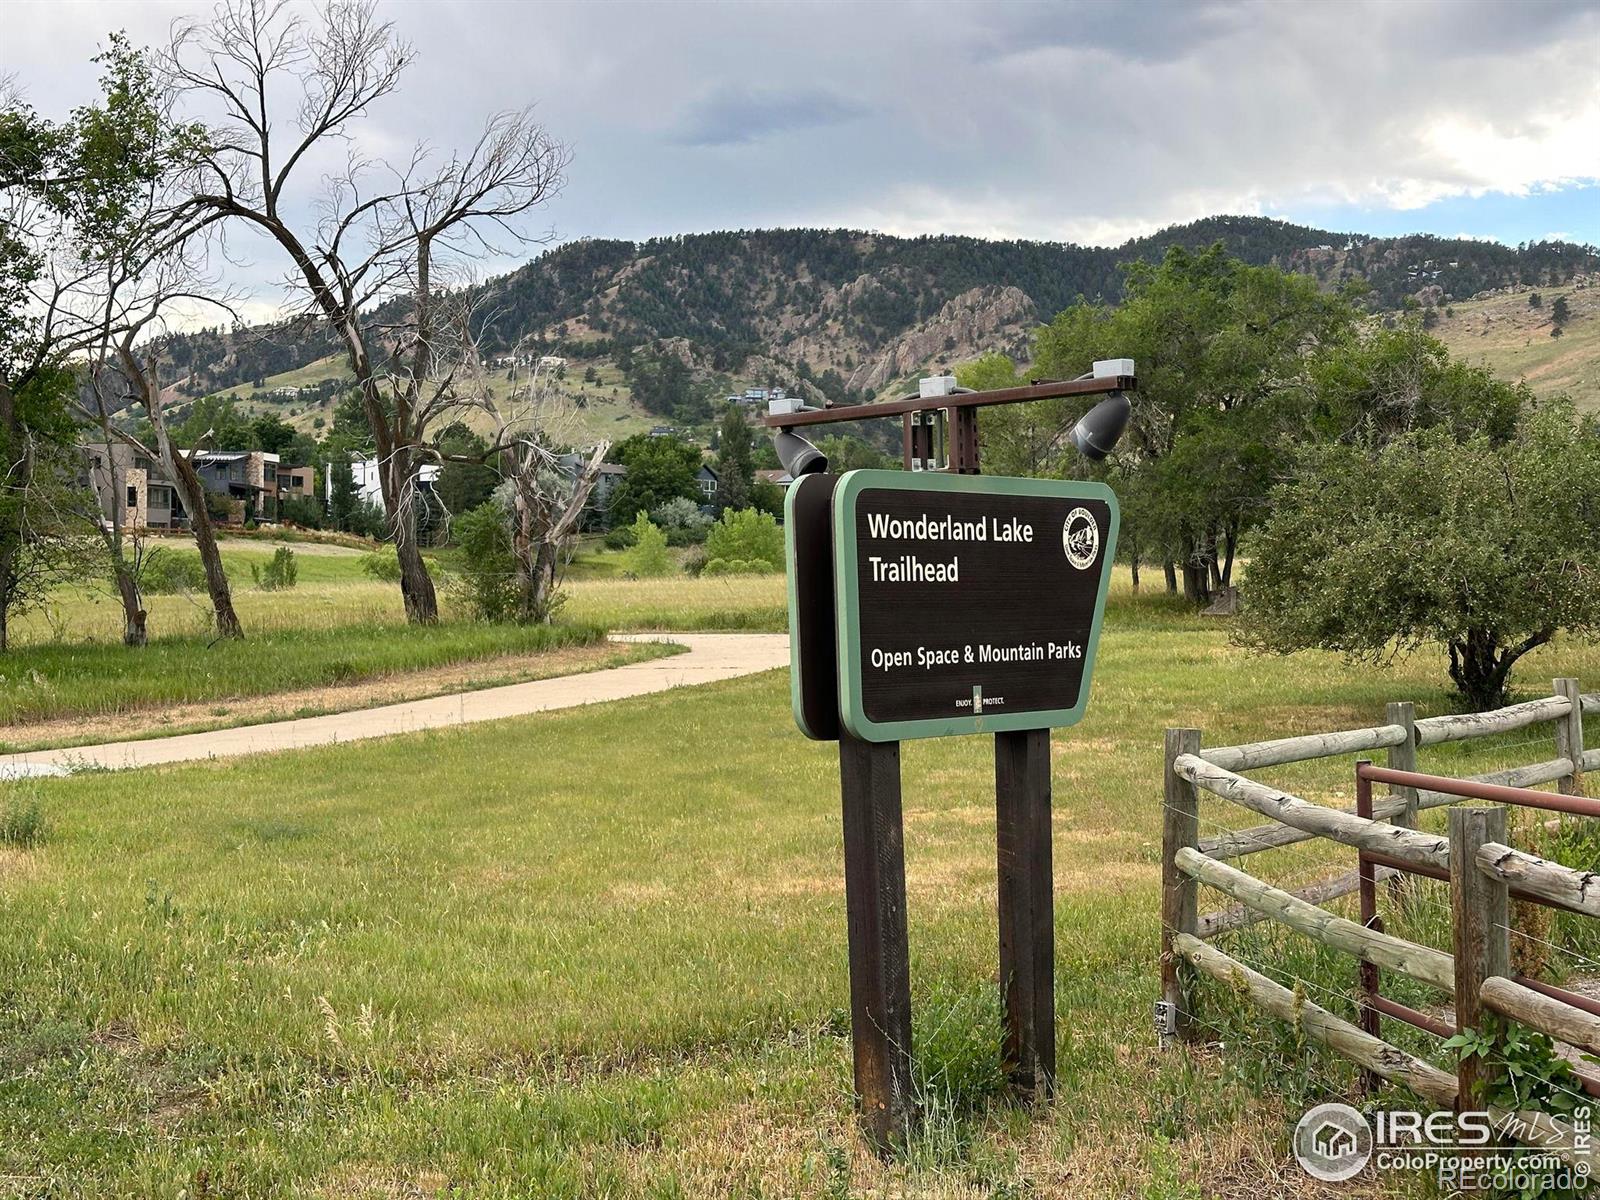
[208,353,664,443]
[1431,283,1600,411]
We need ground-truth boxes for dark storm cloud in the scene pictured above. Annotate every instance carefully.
[673,85,867,146]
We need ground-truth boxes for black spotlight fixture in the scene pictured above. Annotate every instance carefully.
[773,427,829,477]
[1068,392,1131,461]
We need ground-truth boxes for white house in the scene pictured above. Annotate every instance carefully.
[347,457,441,507]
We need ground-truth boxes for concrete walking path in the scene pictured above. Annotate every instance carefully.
[1,633,788,775]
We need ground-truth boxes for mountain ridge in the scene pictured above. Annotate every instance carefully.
[159,216,1600,429]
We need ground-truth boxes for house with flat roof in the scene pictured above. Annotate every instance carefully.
[276,465,315,499]
[83,444,281,530]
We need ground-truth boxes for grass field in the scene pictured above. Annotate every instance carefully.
[3,538,756,732]
[3,574,1598,1195]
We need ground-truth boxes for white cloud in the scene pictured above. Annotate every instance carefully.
[2,0,1596,309]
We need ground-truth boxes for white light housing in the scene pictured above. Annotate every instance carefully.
[918,375,958,399]
[1092,358,1135,379]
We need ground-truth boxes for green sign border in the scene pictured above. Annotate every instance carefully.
[832,469,1120,743]
[785,474,829,740]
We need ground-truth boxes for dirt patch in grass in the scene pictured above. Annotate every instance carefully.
[0,639,679,752]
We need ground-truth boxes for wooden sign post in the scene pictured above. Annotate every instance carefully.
[785,468,1119,1145]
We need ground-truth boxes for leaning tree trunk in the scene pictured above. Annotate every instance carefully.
[163,443,242,640]
[1163,560,1178,594]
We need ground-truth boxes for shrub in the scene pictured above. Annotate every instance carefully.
[650,496,712,546]
[703,557,779,576]
[705,508,783,571]
[452,501,519,621]
[250,546,298,591]
[0,789,47,848]
[624,511,672,578]
[360,551,402,582]
[142,548,211,595]
[204,491,235,522]
[279,495,325,529]
[603,524,637,551]
[682,546,708,577]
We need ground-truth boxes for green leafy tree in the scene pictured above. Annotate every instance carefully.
[1239,402,1600,710]
[433,422,498,516]
[714,404,753,511]
[954,352,1019,392]
[169,394,253,449]
[623,511,672,577]
[1,35,206,647]
[1024,244,1358,602]
[750,480,785,516]
[704,508,783,572]
[606,435,701,526]
[814,434,895,473]
[250,412,299,455]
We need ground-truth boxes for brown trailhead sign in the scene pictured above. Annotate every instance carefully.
[788,469,1120,743]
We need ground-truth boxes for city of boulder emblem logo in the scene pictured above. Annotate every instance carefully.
[1062,507,1099,570]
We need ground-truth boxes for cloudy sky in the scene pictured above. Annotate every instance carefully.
[7,0,1599,305]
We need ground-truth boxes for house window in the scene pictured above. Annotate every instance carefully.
[126,485,138,508]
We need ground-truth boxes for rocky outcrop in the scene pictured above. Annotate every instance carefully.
[845,285,1037,394]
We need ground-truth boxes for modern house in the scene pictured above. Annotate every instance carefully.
[84,443,281,530]
[276,465,315,499]
[696,463,718,502]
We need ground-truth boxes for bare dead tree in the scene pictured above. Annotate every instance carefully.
[170,0,570,622]
[456,335,607,622]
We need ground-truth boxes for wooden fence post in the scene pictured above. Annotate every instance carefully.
[1554,678,1585,797]
[1450,806,1510,1112]
[996,728,1055,1098]
[838,734,915,1150]
[1386,701,1419,827]
[1162,728,1202,1044]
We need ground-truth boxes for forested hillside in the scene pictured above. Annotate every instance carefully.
[163,216,1599,427]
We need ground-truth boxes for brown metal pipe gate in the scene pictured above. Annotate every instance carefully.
[1354,761,1600,1097]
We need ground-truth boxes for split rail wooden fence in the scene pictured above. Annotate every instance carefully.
[1161,678,1600,1166]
